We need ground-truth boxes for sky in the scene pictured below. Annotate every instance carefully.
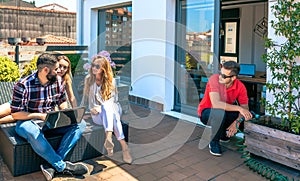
[23,0,77,12]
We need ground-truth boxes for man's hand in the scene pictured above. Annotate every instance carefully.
[39,113,47,121]
[226,121,238,137]
[239,107,253,121]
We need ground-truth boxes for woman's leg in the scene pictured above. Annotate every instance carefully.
[112,118,132,163]
[104,131,114,156]
[97,107,115,156]
[119,139,132,164]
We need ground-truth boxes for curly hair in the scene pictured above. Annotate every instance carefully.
[83,55,115,101]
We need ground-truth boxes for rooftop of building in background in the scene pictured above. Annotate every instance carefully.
[0,0,74,12]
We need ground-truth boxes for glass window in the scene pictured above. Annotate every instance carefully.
[175,0,217,115]
[98,5,132,84]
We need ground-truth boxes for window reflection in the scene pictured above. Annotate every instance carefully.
[98,5,132,84]
[175,0,215,110]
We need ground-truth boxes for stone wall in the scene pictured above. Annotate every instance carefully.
[0,6,76,40]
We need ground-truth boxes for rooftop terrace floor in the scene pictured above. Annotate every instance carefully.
[1,103,299,181]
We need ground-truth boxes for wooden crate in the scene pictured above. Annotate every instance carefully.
[244,121,300,171]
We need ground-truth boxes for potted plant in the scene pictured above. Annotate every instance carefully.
[7,37,21,46]
[244,0,300,171]
[36,38,46,45]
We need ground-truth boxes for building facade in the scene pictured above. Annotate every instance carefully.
[0,5,76,40]
[77,0,280,119]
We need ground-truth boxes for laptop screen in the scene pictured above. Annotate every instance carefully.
[45,106,86,129]
[239,64,256,77]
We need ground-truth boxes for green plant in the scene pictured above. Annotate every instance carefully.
[262,0,300,134]
[0,56,20,82]
[185,52,197,70]
[21,56,38,78]
[65,54,83,76]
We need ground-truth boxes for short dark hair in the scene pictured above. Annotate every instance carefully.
[222,61,240,76]
[36,53,58,71]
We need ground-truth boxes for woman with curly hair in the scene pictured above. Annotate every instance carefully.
[80,53,132,164]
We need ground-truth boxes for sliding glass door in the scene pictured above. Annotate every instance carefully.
[174,0,219,116]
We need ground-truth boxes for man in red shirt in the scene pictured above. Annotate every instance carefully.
[197,61,252,156]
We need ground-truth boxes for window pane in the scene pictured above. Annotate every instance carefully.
[98,6,132,84]
[175,0,215,112]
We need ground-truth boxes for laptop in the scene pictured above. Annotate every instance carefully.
[239,64,256,77]
[44,106,86,129]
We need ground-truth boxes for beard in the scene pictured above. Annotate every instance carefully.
[46,72,57,84]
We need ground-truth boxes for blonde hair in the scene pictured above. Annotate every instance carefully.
[57,55,72,84]
[83,55,115,101]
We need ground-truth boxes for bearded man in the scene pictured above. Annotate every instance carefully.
[11,53,88,180]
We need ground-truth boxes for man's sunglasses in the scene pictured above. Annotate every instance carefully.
[219,72,235,79]
[92,63,100,69]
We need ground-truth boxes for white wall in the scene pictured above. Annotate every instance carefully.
[77,0,176,112]
[131,0,176,111]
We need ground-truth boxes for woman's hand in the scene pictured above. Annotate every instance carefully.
[90,106,101,115]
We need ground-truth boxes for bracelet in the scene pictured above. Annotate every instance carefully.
[235,120,241,126]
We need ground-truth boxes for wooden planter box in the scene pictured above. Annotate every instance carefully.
[244,121,300,171]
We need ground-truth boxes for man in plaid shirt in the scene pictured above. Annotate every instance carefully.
[11,53,88,180]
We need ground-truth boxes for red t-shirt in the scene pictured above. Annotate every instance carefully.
[197,74,248,116]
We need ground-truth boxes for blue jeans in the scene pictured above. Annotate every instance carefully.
[15,120,86,172]
[200,108,239,142]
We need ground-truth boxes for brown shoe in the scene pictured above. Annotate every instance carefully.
[122,149,132,164]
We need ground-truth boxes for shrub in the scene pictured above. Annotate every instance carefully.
[21,56,38,78]
[0,56,20,82]
[262,0,300,134]
[65,54,85,76]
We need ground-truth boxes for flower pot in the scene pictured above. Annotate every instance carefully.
[244,120,300,171]
[8,37,21,45]
[21,37,31,43]
[36,38,46,45]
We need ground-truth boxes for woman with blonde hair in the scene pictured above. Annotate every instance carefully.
[0,55,77,123]
[81,53,132,164]
[57,55,77,108]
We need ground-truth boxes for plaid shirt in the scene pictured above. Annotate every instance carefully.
[11,72,66,113]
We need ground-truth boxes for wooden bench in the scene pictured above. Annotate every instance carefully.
[0,82,129,176]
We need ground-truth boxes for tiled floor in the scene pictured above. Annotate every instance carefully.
[0,104,299,181]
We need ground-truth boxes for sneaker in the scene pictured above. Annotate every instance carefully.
[62,161,88,176]
[209,141,222,156]
[220,136,230,143]
[40,164,55,181]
